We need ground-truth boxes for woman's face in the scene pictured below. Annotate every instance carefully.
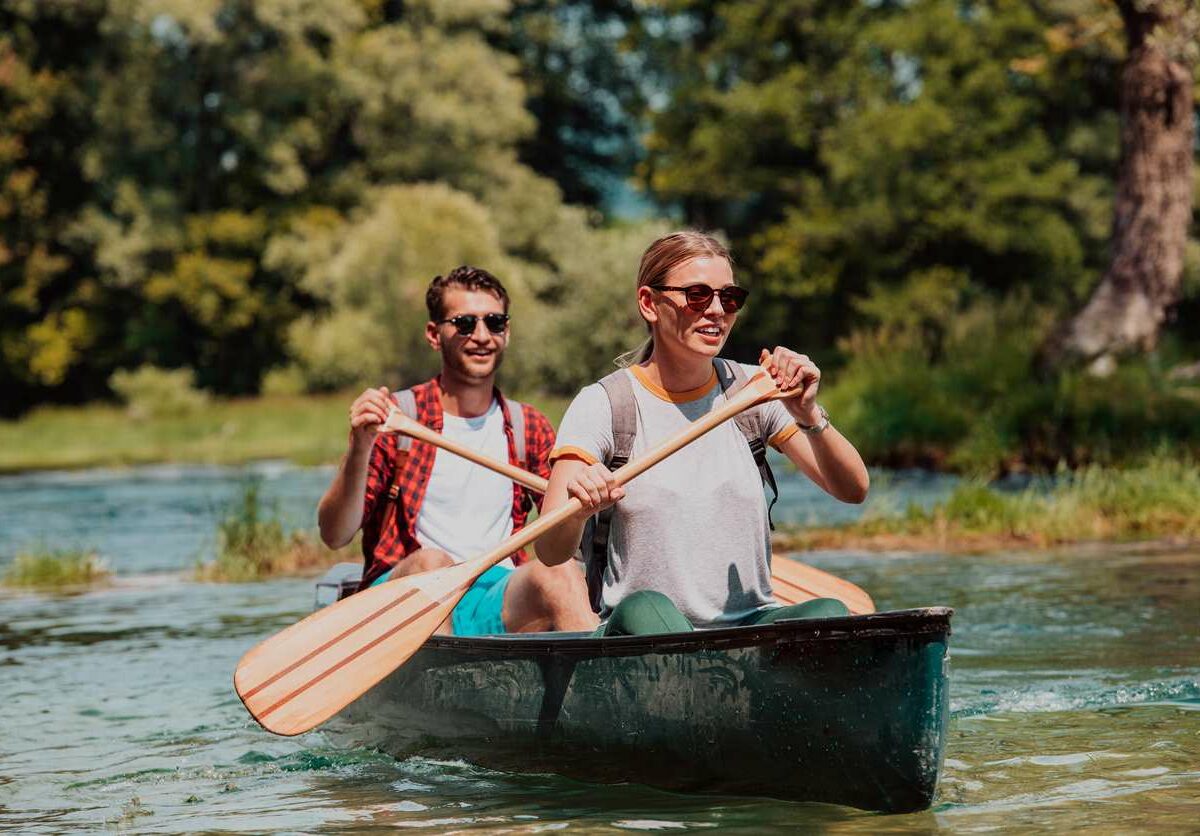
[638,256,737,361]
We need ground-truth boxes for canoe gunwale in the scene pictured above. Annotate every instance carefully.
[414,606,953,658]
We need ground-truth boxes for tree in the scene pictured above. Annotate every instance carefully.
[1039,0,1198,373]
[635,0,1117,357]
[0,0,654,412]
[504,0,648,209]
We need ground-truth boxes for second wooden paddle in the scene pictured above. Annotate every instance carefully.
[381,407,875,614]
[235,367,795,736]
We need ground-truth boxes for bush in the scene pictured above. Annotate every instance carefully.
[109,365,210,420]
[197,480,336,581]
[3,548,110,590]
[822,284,1200,474]
[261,365,307,397]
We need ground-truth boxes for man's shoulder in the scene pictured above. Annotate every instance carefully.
[509,398,555,437]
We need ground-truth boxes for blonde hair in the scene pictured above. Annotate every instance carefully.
[615,231,734,368]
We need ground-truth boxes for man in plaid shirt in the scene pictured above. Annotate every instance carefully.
[317,267,597,636]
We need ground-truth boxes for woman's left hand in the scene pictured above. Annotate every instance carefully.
[760,347,822,425]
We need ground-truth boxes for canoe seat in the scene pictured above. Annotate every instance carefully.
[315,562,363,608]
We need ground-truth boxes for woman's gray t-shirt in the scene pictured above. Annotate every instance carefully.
[551,363,798,627]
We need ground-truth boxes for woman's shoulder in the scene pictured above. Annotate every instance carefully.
[562,380,614,424]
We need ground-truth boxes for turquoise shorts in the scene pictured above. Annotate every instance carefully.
[372,563,512,636]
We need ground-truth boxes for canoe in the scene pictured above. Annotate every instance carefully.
[315,562,952,814]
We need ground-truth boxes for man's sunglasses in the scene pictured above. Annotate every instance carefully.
[438,313,510,336]
[650,284,750,313]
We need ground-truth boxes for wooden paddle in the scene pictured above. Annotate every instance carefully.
[382,409,541,492]
[381,408,875,614]
[235,367,797,736]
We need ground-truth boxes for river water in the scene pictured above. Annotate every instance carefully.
[0,463,1196,832]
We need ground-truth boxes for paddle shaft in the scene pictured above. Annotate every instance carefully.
[385,410,549,493]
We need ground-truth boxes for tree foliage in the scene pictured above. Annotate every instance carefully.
[1,0,1197,441]
[0,0,656,414]
[636,0,1196,358]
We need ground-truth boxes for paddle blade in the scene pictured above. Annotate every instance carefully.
[770,555,875,615]
[234,559,486,736]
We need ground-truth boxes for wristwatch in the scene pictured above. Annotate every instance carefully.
[797,404,830,435]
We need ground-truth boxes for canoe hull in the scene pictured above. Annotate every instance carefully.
[318,565,950,813]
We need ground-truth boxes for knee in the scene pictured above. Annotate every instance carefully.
[802,597,850,618]
[606,590,692,636]
[775,597,849,621]
[523,561,587,606]
[402,548,454,574]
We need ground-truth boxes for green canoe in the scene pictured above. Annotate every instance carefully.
[315,563,952,813]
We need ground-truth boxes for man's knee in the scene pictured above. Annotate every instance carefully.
[396,548,454,576]
[521,560,587,604]
[503,559,596,632]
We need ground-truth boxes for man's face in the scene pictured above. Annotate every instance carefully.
[426,287,509,382]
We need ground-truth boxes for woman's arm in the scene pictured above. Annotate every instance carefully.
[777,425,869,504]
[762,347,869,504]
[534,459,626,566]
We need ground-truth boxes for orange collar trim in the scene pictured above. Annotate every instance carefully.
[629,364,718,403]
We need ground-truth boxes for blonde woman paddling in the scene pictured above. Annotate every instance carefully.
[535,231,870,636]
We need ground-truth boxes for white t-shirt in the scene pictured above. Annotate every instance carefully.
[414,399,515,568]
[551,362,799,627]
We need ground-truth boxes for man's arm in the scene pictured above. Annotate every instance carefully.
[317,387,392,548]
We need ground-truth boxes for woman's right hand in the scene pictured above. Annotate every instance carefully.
[566,463,626,517]
[348,386,392,448]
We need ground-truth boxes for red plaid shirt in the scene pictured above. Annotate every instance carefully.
[359,376,555,588]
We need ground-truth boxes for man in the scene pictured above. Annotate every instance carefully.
[317,266,597,635]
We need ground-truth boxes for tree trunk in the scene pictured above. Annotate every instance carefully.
[1039,1,1195,374]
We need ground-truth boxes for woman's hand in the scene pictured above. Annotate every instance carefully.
[760,347,822,426]
[348,386,392,448]
[565,463,626,518]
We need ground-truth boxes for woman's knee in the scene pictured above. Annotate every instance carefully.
[757,597,850,623]
[604,590,693,636]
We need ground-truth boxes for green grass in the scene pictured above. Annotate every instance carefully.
[195,480,350,582]
[0,390,571,473]
[776,455,1200,553]
[2,548,111,590]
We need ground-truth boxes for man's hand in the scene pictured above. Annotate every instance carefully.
[349,387,392,449]
[760,347,822,426]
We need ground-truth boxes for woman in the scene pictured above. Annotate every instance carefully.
[535,231,870,635]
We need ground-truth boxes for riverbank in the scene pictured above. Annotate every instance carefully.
[0,392,571,474]
[775,456,1200,554]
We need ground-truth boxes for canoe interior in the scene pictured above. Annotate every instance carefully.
[316,563,952,813]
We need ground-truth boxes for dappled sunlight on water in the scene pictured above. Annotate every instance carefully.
[0,465,1197,832]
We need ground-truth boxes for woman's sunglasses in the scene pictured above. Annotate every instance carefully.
[650,284,750,313]
[439,313,510,336]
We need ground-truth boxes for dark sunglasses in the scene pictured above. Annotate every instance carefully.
[439,313,510,336]
[650,284,750,313]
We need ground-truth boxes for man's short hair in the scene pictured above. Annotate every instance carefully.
[426,266,510,322]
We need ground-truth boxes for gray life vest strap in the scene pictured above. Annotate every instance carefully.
[582,359,779,613]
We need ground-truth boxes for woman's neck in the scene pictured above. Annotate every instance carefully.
[639,347,713,393]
